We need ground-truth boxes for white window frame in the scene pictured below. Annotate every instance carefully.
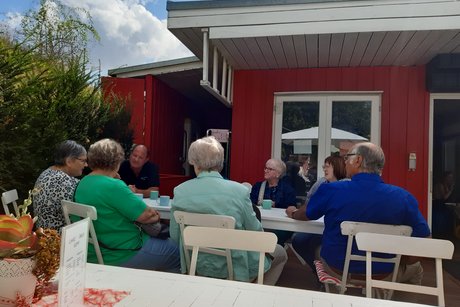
[273,92,381,178]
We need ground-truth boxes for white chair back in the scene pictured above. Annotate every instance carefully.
[61,200,104,265]
[338,221,412,296]
[183,226,277,284]
[1,189,19,216]
[173,210,236,277]
[356,232,454,307]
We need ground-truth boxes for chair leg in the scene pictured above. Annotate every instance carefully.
[285,242,307,266]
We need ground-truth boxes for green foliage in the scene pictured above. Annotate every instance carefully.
[0,4,132,197]
[282,101,319,133]
[331,101,371,140]
[0,0,133,197]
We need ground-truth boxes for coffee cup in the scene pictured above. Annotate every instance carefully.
[159,195,170,206]
[135,193,143,200]
[149,190,159,200]
[262,199,272,210]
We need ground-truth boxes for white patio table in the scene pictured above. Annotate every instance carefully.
[144,199,324,234]
[84,263,432,307]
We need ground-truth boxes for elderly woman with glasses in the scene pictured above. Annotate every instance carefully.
[249,158,297,209]
[33,140,87,231]
[170,136,287,285]
[74,138,180,271]
[249,158,297,245]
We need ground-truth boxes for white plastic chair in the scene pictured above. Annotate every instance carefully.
[183,226,277,284]
[356,233,454,307]
[61,200,104,265]
[315,221,412,297]
[173,210,236,277]
[1,189,19,216]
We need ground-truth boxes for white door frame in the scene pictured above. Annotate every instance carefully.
[428,93,460,228]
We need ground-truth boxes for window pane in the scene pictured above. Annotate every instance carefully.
[331,100,371,155]
[281,101,319,200]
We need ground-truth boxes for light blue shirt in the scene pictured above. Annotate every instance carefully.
[171,171,271,281]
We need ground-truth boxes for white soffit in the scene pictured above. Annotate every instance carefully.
[167,0,460,69]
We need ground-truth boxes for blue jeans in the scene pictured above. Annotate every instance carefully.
[291,233,322,272]
[120,237,181,273]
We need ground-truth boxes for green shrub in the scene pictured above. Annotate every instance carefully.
[0,39,133,199]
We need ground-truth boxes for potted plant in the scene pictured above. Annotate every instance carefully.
[0,189,60,306]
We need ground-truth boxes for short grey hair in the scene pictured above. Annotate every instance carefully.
[267,158,287,176]
[354,142,385,174]
[188,136,224,172]
[54,140,86,166]
[87,139,125,171]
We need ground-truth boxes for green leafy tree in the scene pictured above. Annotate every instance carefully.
[0,1,132,199]
[0,39,49,193]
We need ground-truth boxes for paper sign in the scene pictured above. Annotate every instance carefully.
[207,129,230,143]
[58,218,90,307]
[293,139,312,154]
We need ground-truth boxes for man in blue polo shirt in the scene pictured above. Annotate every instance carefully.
[306,142,430,284]
[119,144,160,198]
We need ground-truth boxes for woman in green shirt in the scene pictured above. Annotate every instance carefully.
[75,139,180,272]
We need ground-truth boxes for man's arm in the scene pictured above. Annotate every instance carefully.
[286,204,309,220]
[286,178,327,220]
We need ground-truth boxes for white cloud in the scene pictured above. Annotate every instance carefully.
[1,12,23,37]
[60,0,193,75]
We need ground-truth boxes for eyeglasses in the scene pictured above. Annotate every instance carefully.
[264,166,276,172]
[343,153,358,161]
[75,158,87,163]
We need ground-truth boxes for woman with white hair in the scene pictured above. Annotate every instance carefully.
[250,158,297,245]
[170,136,287,285]
[250,158,297,209]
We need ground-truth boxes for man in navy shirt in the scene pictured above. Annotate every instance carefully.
[306,142,430,284]
[118,144,160,198]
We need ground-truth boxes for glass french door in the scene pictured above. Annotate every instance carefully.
[273,93,381,179]
[428,94,460,232]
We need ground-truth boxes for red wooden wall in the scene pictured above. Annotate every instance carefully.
[149,76,191,174]
[102,77,146,145]
[230,66,430,216]
[102,76,191,175]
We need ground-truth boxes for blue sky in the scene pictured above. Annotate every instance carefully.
[0,0,193,75]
